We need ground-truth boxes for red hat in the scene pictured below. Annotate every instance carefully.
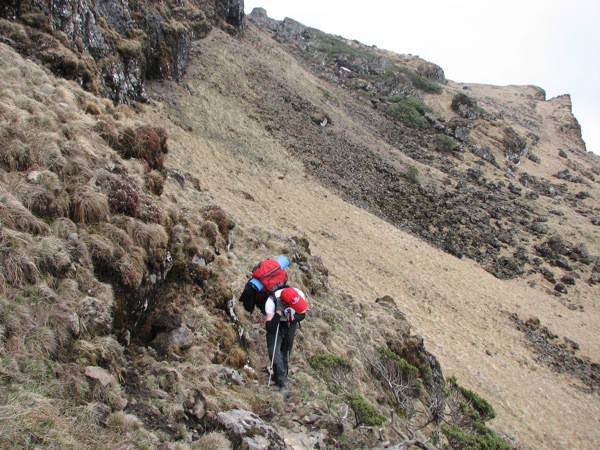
[280,288,308,313]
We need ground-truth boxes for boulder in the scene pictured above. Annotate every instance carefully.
[149,324,192,356]
[446,117,471,142]
[451,93,479,120]
[216,408,287,449]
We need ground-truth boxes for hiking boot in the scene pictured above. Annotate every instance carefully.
[279,385,291,399]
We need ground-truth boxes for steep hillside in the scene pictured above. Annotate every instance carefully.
[1,3,599,450]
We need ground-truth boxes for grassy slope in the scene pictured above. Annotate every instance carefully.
[142,26,600,449]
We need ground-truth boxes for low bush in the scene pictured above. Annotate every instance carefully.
[386,97,431,129]
[434,133,459,152]
[408,71,443,93]
[345,393,385,427]
[443,424,510,450]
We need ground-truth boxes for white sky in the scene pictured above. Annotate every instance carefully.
[244,0,600,155]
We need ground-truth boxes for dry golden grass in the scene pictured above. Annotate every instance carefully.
[70,184,110,224]
[145,168,165,196]
[125,219,169,265]
[0,192,49,236]
[0,229,40,290]
[191,431,232,450]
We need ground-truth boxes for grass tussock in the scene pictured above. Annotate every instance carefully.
[17,171,70,220]
[125,219,169,266]
[0,230,40,290]
[70,185,110,224]
[145,169,165,196]
[192,432,232,450]
[118,125,169,171]
[0,193,49,236]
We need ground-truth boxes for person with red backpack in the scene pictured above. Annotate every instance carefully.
[265,286,307,391]
[239,256,307,391]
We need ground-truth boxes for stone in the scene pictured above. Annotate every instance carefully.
[216,408,286,449]
[85,366,115,387]
[592,217,600,226]
[561,273,577,286]
[202,364,245,386]
[150,324,192,355]
[554,283,568,294]
[446,117,471,142]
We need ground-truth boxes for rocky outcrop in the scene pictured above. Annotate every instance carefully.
[0,0,244,103]
[451,92,479,120]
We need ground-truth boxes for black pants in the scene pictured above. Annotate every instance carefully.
[267,320,297,387]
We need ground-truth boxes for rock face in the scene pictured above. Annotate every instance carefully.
[0,0,244,103]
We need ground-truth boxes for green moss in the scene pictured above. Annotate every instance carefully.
[345,393,385,426]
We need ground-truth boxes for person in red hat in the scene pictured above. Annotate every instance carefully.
[265,287,307,392]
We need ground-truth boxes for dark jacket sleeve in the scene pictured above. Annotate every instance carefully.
[266,314,281,333]
[240,280,258,313]
[293,312,306,323]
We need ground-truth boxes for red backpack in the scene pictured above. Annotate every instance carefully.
[252,259,287,292]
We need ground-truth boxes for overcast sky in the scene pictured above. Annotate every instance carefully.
[244,0,600,155]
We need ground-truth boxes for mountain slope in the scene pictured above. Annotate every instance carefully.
[1,3,599,449]
[142,21,600,448]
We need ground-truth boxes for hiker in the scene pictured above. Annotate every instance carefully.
[265,287,307,390]
[239,256,308,390]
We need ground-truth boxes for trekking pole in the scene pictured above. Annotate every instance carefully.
[268,321,280,387]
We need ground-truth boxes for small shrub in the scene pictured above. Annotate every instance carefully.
[434,134,459,152]
[386,97,431,129]
[448,376,496,421]
[406,165,420,184]
[443,424,510,450]
[377,346,419,380]
[345,393,385,427]
[96,172,140,217]
[308,353,353,393]
[408,72,443,93]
